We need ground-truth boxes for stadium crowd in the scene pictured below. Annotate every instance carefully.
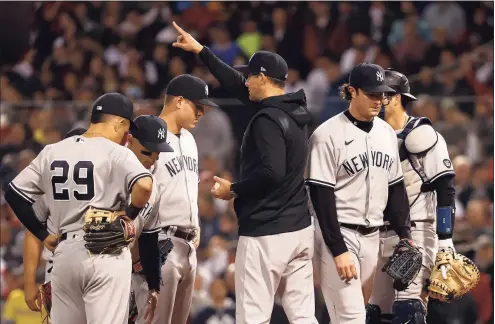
[0,1,493,323]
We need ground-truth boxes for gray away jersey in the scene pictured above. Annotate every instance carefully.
[397,119,455,221]
[132,174,161,239]
[153,128,200,231]
[10,136,151,234]
[307,112,403,226]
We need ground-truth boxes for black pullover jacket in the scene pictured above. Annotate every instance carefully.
[199,47,312,236]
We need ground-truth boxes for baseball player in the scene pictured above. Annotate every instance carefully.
[23,128,86,313]
[307,63,413,324]
[366,69,456,324]
[172,21,318,324]
[124,114,175,324]
[131,74,217,324]
[4,93,154,324]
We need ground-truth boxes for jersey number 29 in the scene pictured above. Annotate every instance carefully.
[50,160,95,201]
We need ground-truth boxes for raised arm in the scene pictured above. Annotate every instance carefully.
[171,21,250,103]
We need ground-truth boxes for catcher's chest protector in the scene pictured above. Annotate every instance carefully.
[396,117,435,207]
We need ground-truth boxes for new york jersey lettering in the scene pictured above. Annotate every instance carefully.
[342,150,394,176]
[165,155,198,177]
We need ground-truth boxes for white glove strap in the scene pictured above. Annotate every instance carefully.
[438,238,455,252]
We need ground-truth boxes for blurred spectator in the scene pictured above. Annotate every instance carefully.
[422,1,467,44]
[192,278,235,324]
[411,67,443,95]
[453,155,474,209]
[2,266,43,324]
[236,20,262,57]
[209,23,244,66]
[198,194,220,248]
[284,68,306,94]
[340,32,378,75]
[392,17,429,74]
[190,106,235,171]
[368,1,395,47]
[388,2,430,50]
[190,273,210,318]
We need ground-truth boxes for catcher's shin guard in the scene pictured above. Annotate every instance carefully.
[366,304,393,324]
[392,299,426,324]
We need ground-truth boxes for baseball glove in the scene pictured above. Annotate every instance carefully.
[83,207,136,254]
[382,239,423,291]
[39,281,52,322]
[132,238,174,274]
[426,249,480,302]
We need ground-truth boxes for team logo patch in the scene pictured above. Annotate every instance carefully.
[376,71,384,82]
[158,128,165,139]
[443,159,452,168]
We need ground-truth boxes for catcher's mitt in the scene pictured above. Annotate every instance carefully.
[382,239,423,291]
[426,249,480,302]
[132,238,174,274]
[39,281,52,322]
[83,207,136,254]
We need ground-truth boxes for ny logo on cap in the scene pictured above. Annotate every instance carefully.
[158,128,165,139]
[96,106,103,111]
[376,71,384,82]
[260,67,267,72]
[205,85,208,96]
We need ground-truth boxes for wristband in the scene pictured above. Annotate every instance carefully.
[126,203,142,220]
[437,207,453,236]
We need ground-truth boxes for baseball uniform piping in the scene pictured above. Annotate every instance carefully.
[427,170,456,183]
[388,176,404,186]
[128,173,152,192]
[9,182,35,204]
[305,179,335,188]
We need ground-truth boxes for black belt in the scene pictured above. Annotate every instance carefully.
[379,221,417,233]
[340,223,379,235]
[162,226,196,241]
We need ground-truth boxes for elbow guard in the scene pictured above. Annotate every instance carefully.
[437,206,454,239]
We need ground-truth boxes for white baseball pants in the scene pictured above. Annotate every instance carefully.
[313,219,379,324]
[235,225,318,324]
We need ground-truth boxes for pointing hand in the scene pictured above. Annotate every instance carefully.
[171,21,204,54]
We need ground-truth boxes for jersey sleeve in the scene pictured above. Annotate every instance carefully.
[32,196,49,224]
[9,147,46,203]
[114,148,152,193]
[306,132,338,189]
[388,131,404,186]
[142,180,161,234]
[424,133,455,182]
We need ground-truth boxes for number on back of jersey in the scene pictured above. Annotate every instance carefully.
[50,160,95,201]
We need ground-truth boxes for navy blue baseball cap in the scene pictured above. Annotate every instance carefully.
[130,115,174,152]
[384,68,417,101]
[234,51,288,82]
[91,93,138,130]
[349,63,394,93]
[166,74,218,108]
